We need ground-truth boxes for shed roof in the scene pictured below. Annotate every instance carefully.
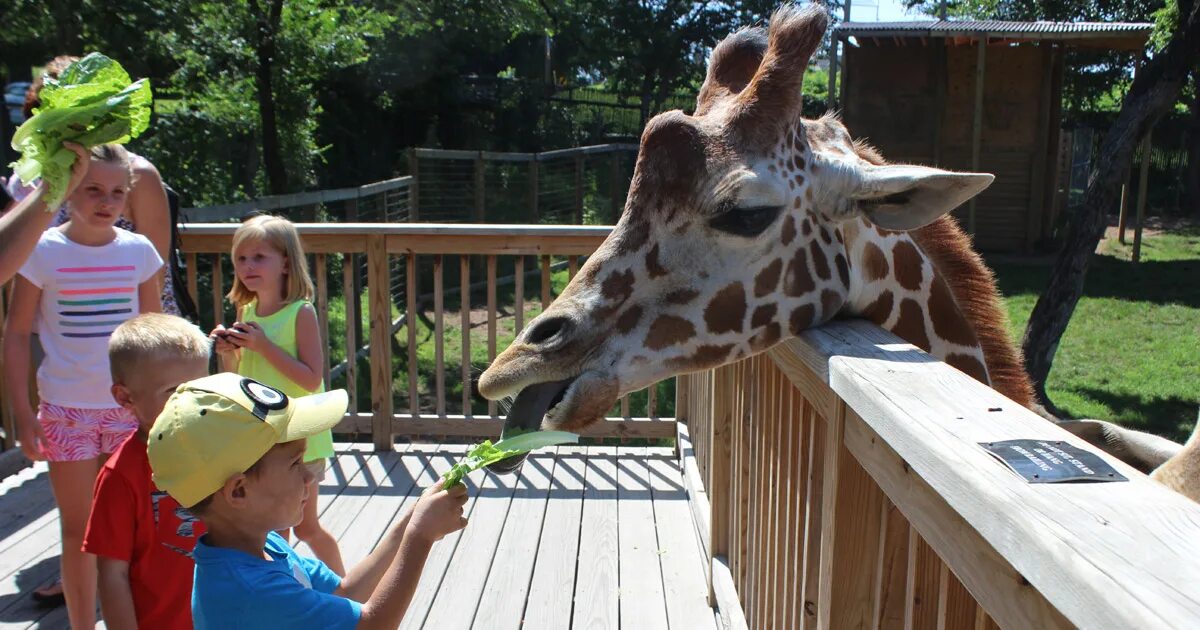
[835,20,1152,50]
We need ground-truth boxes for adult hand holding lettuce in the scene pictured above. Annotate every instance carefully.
[9,53,152,211]
[0,141,89,283]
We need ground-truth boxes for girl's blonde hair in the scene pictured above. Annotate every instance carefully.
[226,214,314,307]
[88,143,134,183]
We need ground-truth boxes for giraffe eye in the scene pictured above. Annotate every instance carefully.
[709,204,784,238]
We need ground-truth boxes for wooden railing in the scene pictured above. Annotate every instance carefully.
[677,319,1200,629]
[177,223,676,449]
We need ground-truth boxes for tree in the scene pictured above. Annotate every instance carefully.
[161,1,390,196]
[1021,0,1200,406]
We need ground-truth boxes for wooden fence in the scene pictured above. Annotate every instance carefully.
[676,319,1200,629]
[174,223,674,450]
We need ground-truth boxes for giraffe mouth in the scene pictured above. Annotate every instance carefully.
[486,378,575,474]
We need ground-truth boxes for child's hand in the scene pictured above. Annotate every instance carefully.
[16,411,45,461]
[408,480,469,544]
[209,325,240,355]
[223,321,268,353]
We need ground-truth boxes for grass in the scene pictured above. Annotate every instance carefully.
[988,226,1200,442]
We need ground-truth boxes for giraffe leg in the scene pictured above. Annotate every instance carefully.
[1055,419,1183,474]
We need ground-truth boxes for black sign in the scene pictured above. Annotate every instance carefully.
[980,439,1127,484]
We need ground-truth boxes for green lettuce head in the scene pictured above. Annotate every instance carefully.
[9,53,152,210]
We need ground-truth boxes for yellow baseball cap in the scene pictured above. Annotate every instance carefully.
[147,373,348,507]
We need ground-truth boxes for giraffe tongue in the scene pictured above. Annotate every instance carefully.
[486,379,573,474]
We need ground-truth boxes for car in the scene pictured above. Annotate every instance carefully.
[5,81,31,125]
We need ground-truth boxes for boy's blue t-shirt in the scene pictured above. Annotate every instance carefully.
[192,531,361,629]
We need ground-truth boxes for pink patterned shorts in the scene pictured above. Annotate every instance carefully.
[37,402,138,462]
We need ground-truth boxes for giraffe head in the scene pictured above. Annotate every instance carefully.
[478,4,993,438]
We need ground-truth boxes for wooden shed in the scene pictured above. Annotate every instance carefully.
[833,20,1151,252]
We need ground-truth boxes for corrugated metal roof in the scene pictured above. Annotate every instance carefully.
[834,19,1152,41]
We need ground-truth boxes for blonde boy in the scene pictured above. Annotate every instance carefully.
[149,373,469,629]
[82,313,211,630]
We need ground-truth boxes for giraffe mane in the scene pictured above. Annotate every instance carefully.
[910,217,1036,409]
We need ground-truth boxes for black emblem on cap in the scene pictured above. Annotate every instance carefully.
[239,378,288,420]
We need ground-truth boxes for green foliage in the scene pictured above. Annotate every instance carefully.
[441,431,579,488]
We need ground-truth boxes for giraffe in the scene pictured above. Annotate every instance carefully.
[477,3,1198,494]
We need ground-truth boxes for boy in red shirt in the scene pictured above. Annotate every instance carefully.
[82,313,212,629]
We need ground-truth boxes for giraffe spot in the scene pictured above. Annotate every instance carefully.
[835,253,849,287]
[928,277,980,347]
[793,174,805,187]
[785,249,816,296]
[809,241,830,281]
[781,215,797,245]
[860,290,894,324]
[819,226,832,244]
[646,244,668,279]
[795,155,807,170]
[754,259,783,297]
[789,304,816,334]
[750,322,782,351]
[645,315,696,351]
[601,269,635,303]
[793,198,802,209]
[751,303,777,328]
[705,283,747,334]
[820,289,844,318]
[801,218,812,237]
[673,220,692,235]
[862,242,890,281]
[789,180,796,191]
[893,241,924,291]
[768,165,778,174]
[805,188,814,202]
[891,299,931,352]
[616,305,643,334]
[834,230,843,243]
[665,343,735,371]
[665,288,699,305]
[946,353,989,385]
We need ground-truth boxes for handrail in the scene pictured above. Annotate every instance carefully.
[678,319,1200,629]
[176,223,673,448]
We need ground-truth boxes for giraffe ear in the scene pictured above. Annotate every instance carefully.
[852,165,995,231]
[696,27,768,116]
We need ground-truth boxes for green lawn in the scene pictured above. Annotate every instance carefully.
[988,226,1200,442]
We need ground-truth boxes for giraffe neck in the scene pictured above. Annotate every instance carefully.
[839,218,992,386]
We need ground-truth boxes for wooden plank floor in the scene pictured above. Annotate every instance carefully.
[0,443,716,629]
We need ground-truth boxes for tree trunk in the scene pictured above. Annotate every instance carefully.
[1021,2,1200,405]
[1187,68,1200,218]
[253,0,288,196]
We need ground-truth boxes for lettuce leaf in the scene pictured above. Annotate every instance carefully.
[441,431,579,488]
[9,53,153,211]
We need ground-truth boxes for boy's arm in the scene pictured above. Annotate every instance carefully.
[97,558,139,630]
[346,483,468,630]
[335,504,414,601]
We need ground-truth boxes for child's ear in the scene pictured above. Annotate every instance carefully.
[111,384,134,410]
[221,474,250,508]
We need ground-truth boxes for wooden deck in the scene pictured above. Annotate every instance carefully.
[0,442,716,629]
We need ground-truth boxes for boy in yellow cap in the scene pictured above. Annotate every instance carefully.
[148,373,469,629]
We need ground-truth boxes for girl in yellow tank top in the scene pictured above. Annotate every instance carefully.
[209,214,346,576]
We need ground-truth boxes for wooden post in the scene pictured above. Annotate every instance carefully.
[1118,178,1131,244]
[827,34,839,110]
[346,197,364,356]
[530,156,540,223]
[211,255,224,330]
[185,253,199,310]
[1132,133,1151,264]
[367,234,393,451]
[460,255,471,417]
[474,151,486,223]
[708,366,733,606]
[315,253,330,390]
[342,253,357,412]
[968,34,987,236]
[816,405,885,630]
[406,254,419,418]
[574,152,584,225]
[1026,43,1055,251]
[408,148,420,222]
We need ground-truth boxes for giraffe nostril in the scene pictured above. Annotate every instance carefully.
[526,316,572,346]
